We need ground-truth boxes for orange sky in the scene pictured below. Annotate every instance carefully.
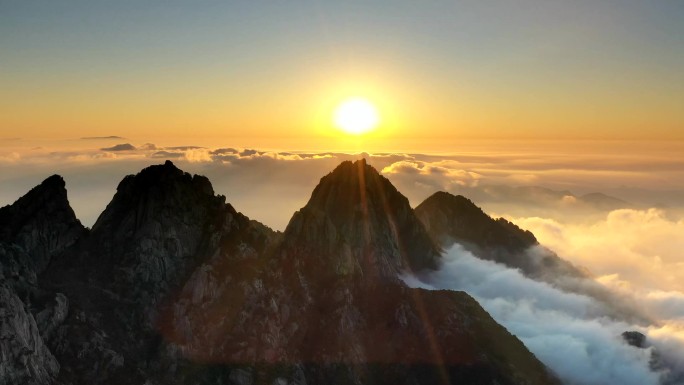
[1,2,683,149]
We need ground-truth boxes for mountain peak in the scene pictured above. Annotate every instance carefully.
[282,158,439,282]
[416,191,537,252]
[0,175,85,272]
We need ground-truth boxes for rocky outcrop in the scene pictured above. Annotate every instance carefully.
[0,284,60,385]
[621,331,684,385]
[0,175,86,274]
[283,159,439,282]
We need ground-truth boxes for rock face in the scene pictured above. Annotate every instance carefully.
[0,173,86,385]
[42,160,280,384]
[1,160,560,385]
[0,281,60,385]
[0,175,86,273]
[282,159,440,282]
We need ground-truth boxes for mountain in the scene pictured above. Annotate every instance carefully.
[0,175,86,385]
[415,191,651,324]
[282,158,439,281]
[0,175,86,273]
[415,191,584,280]
[1,160,560,385]
[42,160,280,384]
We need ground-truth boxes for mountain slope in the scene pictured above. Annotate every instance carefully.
[282,158,440,282]
[0,175,87,385]
[0,175,86,273]
[29,161,278,384]
[187,159,560,384]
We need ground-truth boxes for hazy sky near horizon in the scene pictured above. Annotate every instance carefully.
[2,0,684,146]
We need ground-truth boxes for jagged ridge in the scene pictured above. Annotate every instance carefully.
[1,160,560,385]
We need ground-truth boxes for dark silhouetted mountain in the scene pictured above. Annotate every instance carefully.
[282,159,440,282]
[415,191,652,325]
[42,160,280,384]
[0,175,85,385]
[1,160,560,385]
[0,175,86,273]
[415,191,582,280]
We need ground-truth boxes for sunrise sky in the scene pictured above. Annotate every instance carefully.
[2,0,683,149]
[3,4,684,383]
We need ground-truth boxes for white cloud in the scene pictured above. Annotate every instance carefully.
[511,209,684,293]
[404,245,684,385]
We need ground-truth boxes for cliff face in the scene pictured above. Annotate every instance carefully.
[0,175,86,273]
[0,174,86,385]
[1,160,560,385]
[282,159,440,282]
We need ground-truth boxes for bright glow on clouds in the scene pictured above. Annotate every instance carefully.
[512,209,684,293]
[403,245,684,385]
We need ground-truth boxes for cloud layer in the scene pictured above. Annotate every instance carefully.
[2,142,684,230]
[403,245,684,385]
[512,209,684,293]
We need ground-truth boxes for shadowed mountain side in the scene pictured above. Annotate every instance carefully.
[0,175,86,273]
[282,159,440,281]
[0,175,87,385]
[40,161,280,384]
[415,191,652,325]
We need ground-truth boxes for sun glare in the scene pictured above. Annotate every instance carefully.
[333,98,380,135]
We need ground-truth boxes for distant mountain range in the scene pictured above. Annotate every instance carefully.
[0,159,654,384]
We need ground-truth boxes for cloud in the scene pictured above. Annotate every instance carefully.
[101,143,136,151]
[511,209,684,293]
[403,245,684,385]
[81,136,125,140]
[150,150,184,159]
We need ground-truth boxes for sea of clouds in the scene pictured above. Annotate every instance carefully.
[402,244,684,385]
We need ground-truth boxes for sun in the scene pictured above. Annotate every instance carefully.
[333,98,380,135]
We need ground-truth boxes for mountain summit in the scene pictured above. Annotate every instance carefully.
[0,175,85,273]
[283,159,439,282]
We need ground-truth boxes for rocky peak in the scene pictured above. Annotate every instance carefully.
[622,331,647,349]
[282,158,440,282]
[0,174,86,273]
[73,161,248,300]
[416,191,537,252]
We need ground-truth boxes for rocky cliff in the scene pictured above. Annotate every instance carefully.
[1,160,560,385]
[0,175,86,273]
